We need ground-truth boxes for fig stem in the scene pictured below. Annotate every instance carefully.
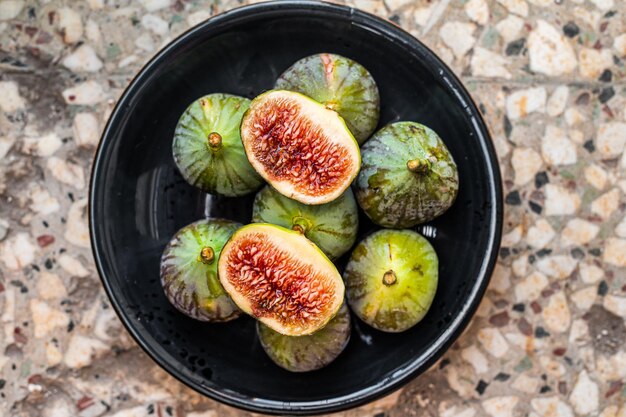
[208,132,222,150]
[199,246,215,264]
[291,216,311,235]
[406,158,430,174]
[292,224,306,234]
[382,270,397,286]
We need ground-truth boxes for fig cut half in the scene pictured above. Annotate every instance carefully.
[218,223,345,336]
[240,90,360,205]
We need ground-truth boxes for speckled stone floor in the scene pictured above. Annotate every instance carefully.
[0,0,625,416]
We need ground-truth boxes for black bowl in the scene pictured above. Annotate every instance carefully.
[89,1,502,414]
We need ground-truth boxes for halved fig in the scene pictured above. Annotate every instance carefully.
[356,122,459,228]
[257,303,351,372]
[218,223,345,336]
[344,229,438,332]
[160,219,241,322]
[173,93,264,196]
[275,53,380,144]
[251,186,358,260]
[240,90,360,205]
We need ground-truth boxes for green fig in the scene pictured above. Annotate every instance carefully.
[344,229,438,332]
[257,303,351,372]
[160,219,241,322]
[356,122,459,228]
[275,53,380,144]
[173,93,264,196]
[251,186,358,260]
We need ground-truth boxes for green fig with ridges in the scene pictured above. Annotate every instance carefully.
[160,218,242,322]
[257,303,351,372]
[275,53,379,144]
[356,122,459,228]
[251,186,358,260]
[173,93,264,196]
[344,229,438,332]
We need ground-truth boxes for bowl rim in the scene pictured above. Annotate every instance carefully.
[89,1,503,414]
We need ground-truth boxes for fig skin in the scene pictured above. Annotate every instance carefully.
[240,90,361,205]
[218,223,345,336]
[343,229,438,332]
[160,218,242,322]
[251,186,358,260]
[172,93,264,196]
[257,303,351,372]
[275,53,380,144]
[355,122,459,228]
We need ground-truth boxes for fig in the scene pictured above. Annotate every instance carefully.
[240,90,360,205]
[356,122,459,228]
[343,229,438,332]
[218,223,345,336]
[257,303,351,372]
[160,219,242,322]
[275,53,380,144]
[251,186,358,260]
[172,93,264,196]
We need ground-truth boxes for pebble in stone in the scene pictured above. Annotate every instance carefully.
[614,34,626,56]
[546,86,568,117]
[579,262,604,284]
[141,14,169,35]
[461,345,488,374]
[135,33,156,52]
[596,351,626,380]
[0,218,9,241]
[495,15,524,43]
[22,133,63,157]
[62,81,107,105]
[439,404,477,417]
[85,19,103,46]
[528,20,577,76]
[0,0,24,20]
[597,123,626,158]
[0,232,37,270]
[564,107,585,126]
[569,318,589,345]
[30,186,60,215]
[512,256,529,277]
[0,136,15,159]
[542,291,571,333]
[413,3,435,27]
[591,188,620,220]
[30,299,70,338]
[579,48,613,79]
[0,81,26,113]
[47,157,85,189]
[482,396,519,417]
[62,44,103,73]
[616,216,626,238]
[604,238,626,267]
[502,225,523,247]
[569,370,599,414]
[536,255,577,279]
[573,6,601,28]
[384,0,413,10]
[544,184,580,216]
[531,397,574,417]
[526,219,555,248]
[511,374,540,394]
[590,0,614,9]
[73,112,100,148]
[36,272,67,300]
[571,286,596,310]
[64,334,109,369]
[515,271,548,302]
[46,340,63,366]
[584,164,608,190]
[56,7,83,44]
[490,263,511,294]
[187,10,212,27]
[139,0,173,12]
[439,22,477,59]
[541,125,577,166]
[65,198,90,248]
[471,48,511,79]
[477,328,509,358]
[561,218,599,246]
[497,0,528,16]
[506,87,546,120]
[464,0,489,25]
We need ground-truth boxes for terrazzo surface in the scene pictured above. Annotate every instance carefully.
[1,0,626,416]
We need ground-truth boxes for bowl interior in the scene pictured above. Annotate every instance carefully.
[90,3,501,414]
